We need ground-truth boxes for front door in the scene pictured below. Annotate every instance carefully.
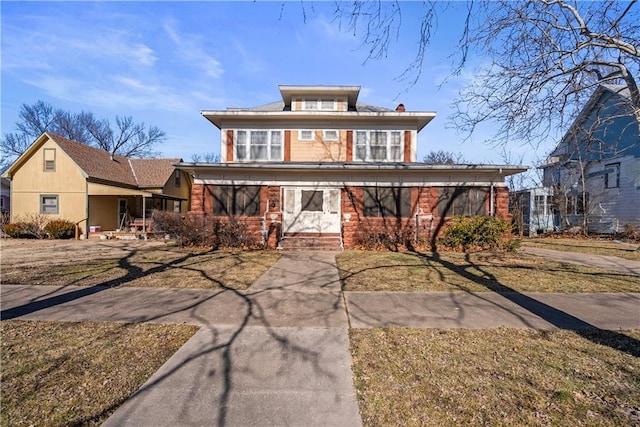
[282,188,341,233]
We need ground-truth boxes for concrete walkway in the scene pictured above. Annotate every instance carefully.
[2,248,640,426]
[520,246,640,275]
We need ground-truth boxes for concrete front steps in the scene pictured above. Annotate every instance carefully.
[278,233,343,251]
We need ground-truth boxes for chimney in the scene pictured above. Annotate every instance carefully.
[395,103,406,112]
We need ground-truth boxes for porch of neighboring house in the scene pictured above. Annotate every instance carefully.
[87,193,186,239]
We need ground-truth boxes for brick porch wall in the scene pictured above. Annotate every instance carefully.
[190,183,511,250]
[188,184,282,249]
[341,185,511,249]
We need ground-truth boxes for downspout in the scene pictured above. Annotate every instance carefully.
[261,191,270,246]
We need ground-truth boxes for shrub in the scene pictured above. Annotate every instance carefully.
[151,211,260,249]
[439,215,519,252]
[619,224,640,243]
[44,219,76,239]
[355,224,416,251]
[3,217,49,239]
[3,222,31,238]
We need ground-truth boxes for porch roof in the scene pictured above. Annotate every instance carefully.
[176,161,528,176]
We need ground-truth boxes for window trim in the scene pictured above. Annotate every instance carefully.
[235,129,283,162]
[43,148,56,172]
[604,162,620,189]
[40,194,59,215]
[354,130,404,162]
[298,130,315,141]
[322,130,339,141]
[174,170,181,188]
[302,98,337,111]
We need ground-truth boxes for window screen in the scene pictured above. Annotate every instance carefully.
[213,186,260,216]
[363,187,411,218]
[437,188,487,217]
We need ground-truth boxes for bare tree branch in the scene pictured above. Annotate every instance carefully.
[1,101,166,168]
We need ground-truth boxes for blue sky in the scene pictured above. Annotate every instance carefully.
[1,1,539,166]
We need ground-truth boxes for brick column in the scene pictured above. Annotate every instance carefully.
[495,186,510,219]
[190,184,205,213]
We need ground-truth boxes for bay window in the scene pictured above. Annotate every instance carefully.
[236,130,282,161]
[355,130,403,161]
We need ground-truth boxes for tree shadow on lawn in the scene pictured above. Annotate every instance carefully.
[410,249,640,358]
[1,247,346,427]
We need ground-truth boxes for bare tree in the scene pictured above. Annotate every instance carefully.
[1,101,166,167]
[422,150,466,165]
[191,152,221,163]
[330,1,640,149]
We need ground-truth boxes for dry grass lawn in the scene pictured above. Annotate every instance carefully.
[1,240,281,290]
[337,250,639,293]
[351,328,640,426]
[522,237,640,261]
[1,320,199,426]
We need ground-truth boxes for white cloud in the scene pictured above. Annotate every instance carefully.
[163,22,224,79]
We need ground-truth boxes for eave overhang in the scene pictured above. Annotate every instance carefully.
[200,110,437,132]
[278,85,361,107]
[176,162,528,176]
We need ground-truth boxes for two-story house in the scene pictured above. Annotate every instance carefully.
[3,132,191,237]
[178,85,526,249]
[539,84,640,234]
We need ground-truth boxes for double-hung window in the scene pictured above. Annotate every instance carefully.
[43,148,56,172]
[40,195,59,214]
[236,130,282,161]
[355,130,403,161]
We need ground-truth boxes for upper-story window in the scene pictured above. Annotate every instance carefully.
[43,148,56,172]
[604,162,620,189]
[323,130,339,141]
[299,130,314,141]
[355,130,403,161]
[302,99,336,111]
[236,130,282,161]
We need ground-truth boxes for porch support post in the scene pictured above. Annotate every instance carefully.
[142,196,146,234]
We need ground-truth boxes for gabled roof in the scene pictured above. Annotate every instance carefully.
[546,84,639,161]
[48,133,138,186]
[4,132,180,189]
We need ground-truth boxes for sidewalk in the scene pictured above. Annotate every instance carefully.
[520,246,640,275]
[2,249,639,426]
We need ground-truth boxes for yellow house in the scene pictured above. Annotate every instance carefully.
[3,132,191,237]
